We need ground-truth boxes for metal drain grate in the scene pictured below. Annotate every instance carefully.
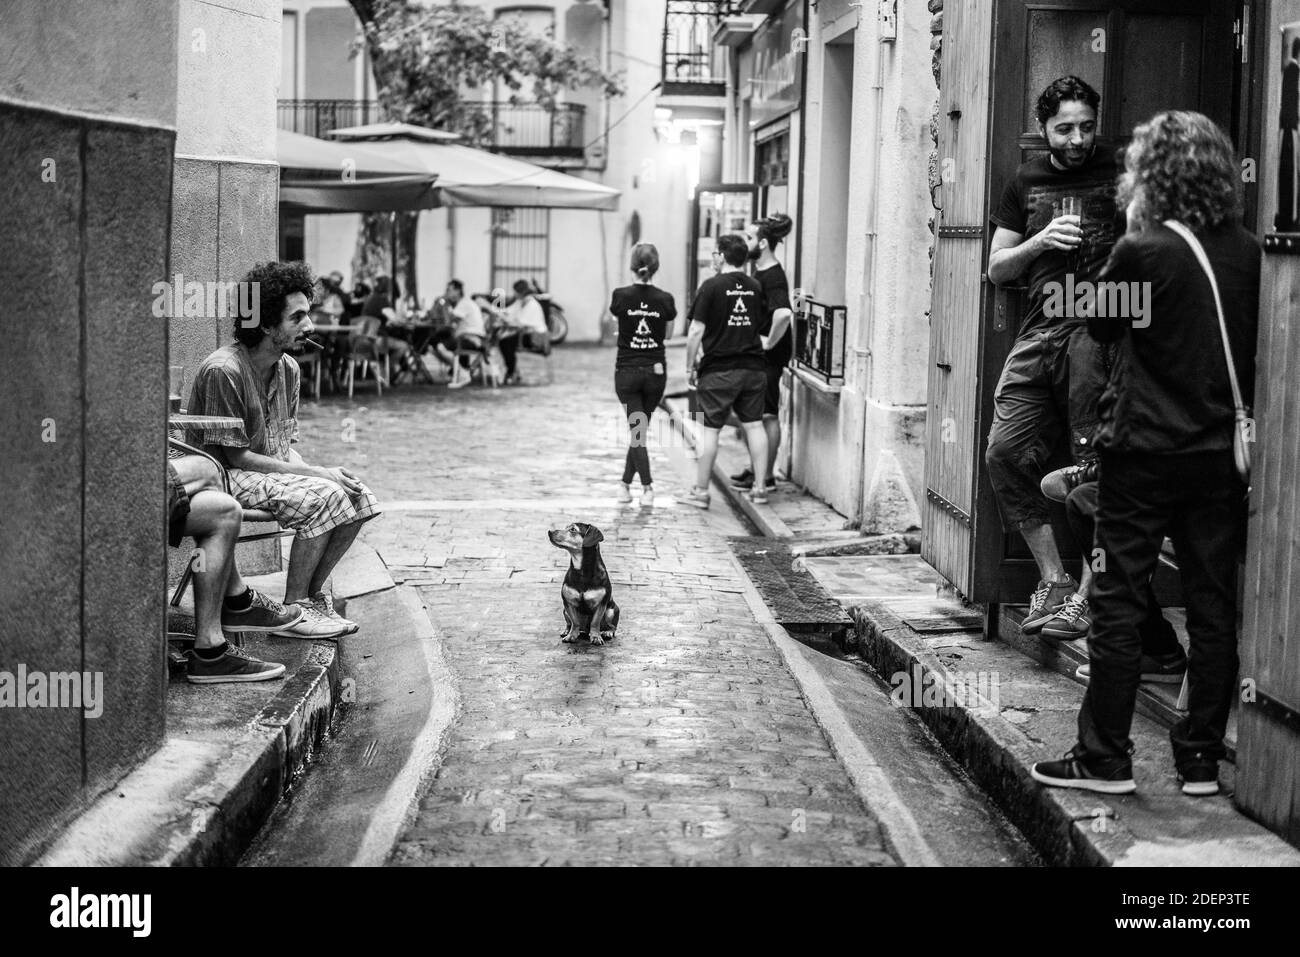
[729,538,853,628]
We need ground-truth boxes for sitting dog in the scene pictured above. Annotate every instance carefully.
[547,522,620,646]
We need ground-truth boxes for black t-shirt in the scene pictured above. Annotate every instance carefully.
[610,283,676,368]
[754,263,793,367]
[1088,223,1260,455]
[690,271,769,374]
[991,150,1122,337]
[361,292,392,327]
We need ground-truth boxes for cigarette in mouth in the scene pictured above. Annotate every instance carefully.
[301,338,324,350]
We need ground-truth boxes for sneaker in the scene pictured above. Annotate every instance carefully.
[1040,460,1100,503]
[186,644,286,684]
[274,600,350,640]
[730,469,777,492]
[640,486,654,507]
[221,589,304,634]
[1031,746,1137,794]
[447,376,470,389]
[1021,576,1077,634]
[616,483,633,504]
[1039,594,1090,640]
[1177,759,1220,797]
[748,489,769,506]
[683,487,711,509]
[312,593,360,635]
[1075,650,1187,684]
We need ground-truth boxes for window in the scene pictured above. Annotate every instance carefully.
[491,208,550,295]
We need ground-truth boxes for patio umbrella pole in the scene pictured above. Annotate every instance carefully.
[390,211,398,292]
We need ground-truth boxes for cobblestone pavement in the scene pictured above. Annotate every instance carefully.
[296,346,898,866]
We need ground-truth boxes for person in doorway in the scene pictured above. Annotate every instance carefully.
[610,243,677,507]
[188,261,383,637]
[683,234,771,509]
[1032,111,1259,797]
[985,75,1123,635]
[730,212,794,495]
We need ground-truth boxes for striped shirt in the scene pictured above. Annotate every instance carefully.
[186,343,300,464]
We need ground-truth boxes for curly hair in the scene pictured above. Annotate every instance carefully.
[1035,75,1100,127]
[754,212,793,250]
[1118,111,1241,233]
[234,261,318,346]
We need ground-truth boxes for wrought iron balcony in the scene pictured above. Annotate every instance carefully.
[277,99,384,139]
[662,0,738,96]
[277,99,585,159]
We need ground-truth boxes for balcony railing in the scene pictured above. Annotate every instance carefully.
[277,99,585,157]
[278,99,384,139]
[463,102,586,156]
[662,0,736,93]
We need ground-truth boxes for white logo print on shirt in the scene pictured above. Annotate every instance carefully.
[628,302,660,349]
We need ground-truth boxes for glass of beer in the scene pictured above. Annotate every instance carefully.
[168,365,185,415]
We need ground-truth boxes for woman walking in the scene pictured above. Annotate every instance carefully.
[610,244,677,506]
[1032,111,1261,797]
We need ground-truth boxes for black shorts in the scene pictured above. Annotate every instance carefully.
[166,463,190,548]
[763,363,785,417]
[696,367,765,429]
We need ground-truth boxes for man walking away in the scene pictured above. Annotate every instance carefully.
[683,234,771,509]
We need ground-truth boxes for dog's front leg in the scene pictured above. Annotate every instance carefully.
[589,599,615,646]
[560,605,578,643]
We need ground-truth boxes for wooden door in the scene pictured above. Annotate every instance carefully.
[1237,0,1300,847]
[970,0,1239,602]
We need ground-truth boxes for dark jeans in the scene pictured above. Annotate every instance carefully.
[615,366,667,486]
[1064,481,1183,658]
[985,327,1108,529]
[1077,450,1245,770]
[498,329,548,378]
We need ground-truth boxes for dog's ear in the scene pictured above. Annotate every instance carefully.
[581,524,604,547]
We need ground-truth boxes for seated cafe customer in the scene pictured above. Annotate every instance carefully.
[188,261,383,638]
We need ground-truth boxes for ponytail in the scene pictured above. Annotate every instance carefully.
[630,243,660,281]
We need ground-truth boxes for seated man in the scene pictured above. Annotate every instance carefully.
[493,279,550,385]
[188,261,382,637]
[429,279,487,388]
[167,454,305,683]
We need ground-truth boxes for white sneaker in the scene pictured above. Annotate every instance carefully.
[274,600,349,640]
[447,375,470,389]
[312,593,360,635]
[640,486,654,507]
[616,483,633,504]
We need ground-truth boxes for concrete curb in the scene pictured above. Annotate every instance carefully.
[37,612,352,866]
[848,599,1300,866]
[660,396,793,538]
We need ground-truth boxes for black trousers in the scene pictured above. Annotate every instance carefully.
[614,366,667,486]
[1064,481,1183,658]
[498,330,548,378]
[1077,450,1245,770]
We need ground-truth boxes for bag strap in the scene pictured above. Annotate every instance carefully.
[1162,220,1247,416]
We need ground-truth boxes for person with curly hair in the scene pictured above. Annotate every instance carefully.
[986,75,1123,639]
[1032,111,1260,797]
[187,261,383,639]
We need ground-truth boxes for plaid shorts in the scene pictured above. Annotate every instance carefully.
[227,469,382,540]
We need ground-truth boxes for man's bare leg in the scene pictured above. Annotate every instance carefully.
[307,520,363,597]
[695,426,721,491]
[741,420,769,491]
[1022,523,1069,582]
[285,531,330,605]
[184,490,241,650]
[764,415,780,479]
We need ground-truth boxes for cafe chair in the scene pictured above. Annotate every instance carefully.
[343,316,391,398]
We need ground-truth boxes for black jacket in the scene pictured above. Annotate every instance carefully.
[1087,223,1260,454]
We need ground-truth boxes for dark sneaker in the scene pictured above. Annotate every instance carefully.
[1177,760,1220,797]
[1022,577,1078,634]
[1040,594,1090,641]
[221,589,304,634]
[1040,460,1100,503]
[1076,650,1186,683]
[730,469,777,492]
[186,644,286,684]
[1031,746,1137,794]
